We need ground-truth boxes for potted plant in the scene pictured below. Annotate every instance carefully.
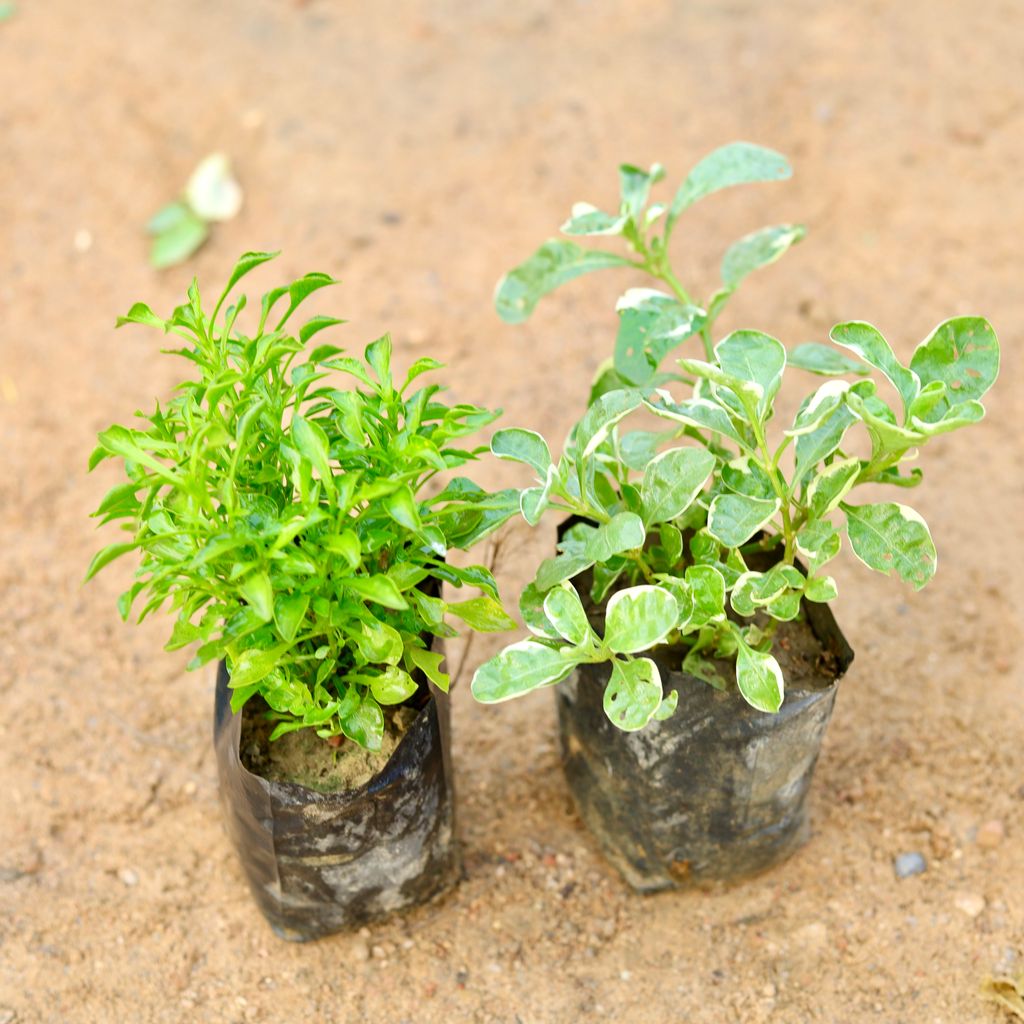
[87,251,518,939]
[471,144,1000,891]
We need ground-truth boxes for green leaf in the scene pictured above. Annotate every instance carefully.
[561,202,627,236]
[494,240,634,323]
[365,334,393,390]
[447,596,517,632]
[301,316,346,346]
[407,646,449,693]
[640,447,716,526]
[908,316,999,422]
[273,592,309,643]
[83,542,137,582]
[574,388,643,459]
[613,289,705,385]
[149,205,209,269]
[228,645,288,689]
[291,415,334,492]
[786,380,852,436]
[239,571,274,622]
[542,584,593,646]
[534,550,594,592]
[685,564,727,628]
[653,689,678,721]
[807,456,860,517]
[721,223,805,289]
[340,694,385,752]
[471,640,579,702]
[491,428,552,475]
[805,576,838,602]
[668,142,791,229]
[603,586,679,654]
[345,575,410,610]
[735,636,784,713]
[647,395,746,447]
[216,251,279,310]
[715,330,786,416]
[355,620,403,665]
[842,501,937,590]
[369,666,418,705]
[830,321,919,414]
[584,511,646,562]
[795,519,842,572]
[794,404,857,480]
[619,162,664,218]
[707,493,781,547]
[116,303,166,330]
[320,530,361,569]
[383,484,422,531]
[788,343,870,377]
[520,581,561,639]
[603,658,663,731]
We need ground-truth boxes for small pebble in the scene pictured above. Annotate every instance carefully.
[954,893,986,918]
[976,820,1005,849]
[351,941,370,962]
[893,852,927,878]
[118,868,139,887]
[0,1009,16,1024]
[73,229,93,253]
[182,781,197,796]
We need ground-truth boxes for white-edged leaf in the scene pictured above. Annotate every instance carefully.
[721,223,805,288]
[602,658,663,731]
[495,240,633,323]
[492,427,552,476]
[842,501,937,590]
[707,493,781,547]
[543,584,593,646]
[788,342,870,377]
[830,321,920,414]
[603,586,679,653]
[471,640,579,702]
[640,447,716,526]
[735,637,784,713]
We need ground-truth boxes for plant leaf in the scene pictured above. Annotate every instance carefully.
[788,342,870,377]
[603,586,679,654]
[561,202,627,237]
[721,223,805,289]
[407,647,450,693]
[807,456,860,518]
[491,427,552,476]
[707,493,781,547]
[345,575,410,610]
[613,289,705,385]
[494,240,634,323]
[735,636,784,713]
[640,447,716,526]
[830,321,920,414]
[603,658,663,731]
[149,207,208,270]
[715,330,787,416]
[619,162,664,218]
[369,666,418,705]
[908,316,999,421]
[842,501,937,590]
[471,640,579,702]
[583,511,646,562]
[447,596,517,632]
[542,584,593,646]
[668,142,791,229]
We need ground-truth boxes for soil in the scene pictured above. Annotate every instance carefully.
[240,701,419,793]
[2,2,1023,1023]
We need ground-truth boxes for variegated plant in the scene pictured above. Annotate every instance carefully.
[471,143,999,729]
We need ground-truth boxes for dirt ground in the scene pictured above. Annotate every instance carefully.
[2,1,1023,1021]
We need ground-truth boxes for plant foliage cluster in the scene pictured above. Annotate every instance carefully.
[471,143,999,730]
[89,253,518,750]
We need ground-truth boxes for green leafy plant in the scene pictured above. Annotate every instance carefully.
[472,143,999,730]
[88,251,518,750]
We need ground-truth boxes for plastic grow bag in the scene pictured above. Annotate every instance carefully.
[213,655,459,941]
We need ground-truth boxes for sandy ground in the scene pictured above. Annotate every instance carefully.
[2,1,1023,1021]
